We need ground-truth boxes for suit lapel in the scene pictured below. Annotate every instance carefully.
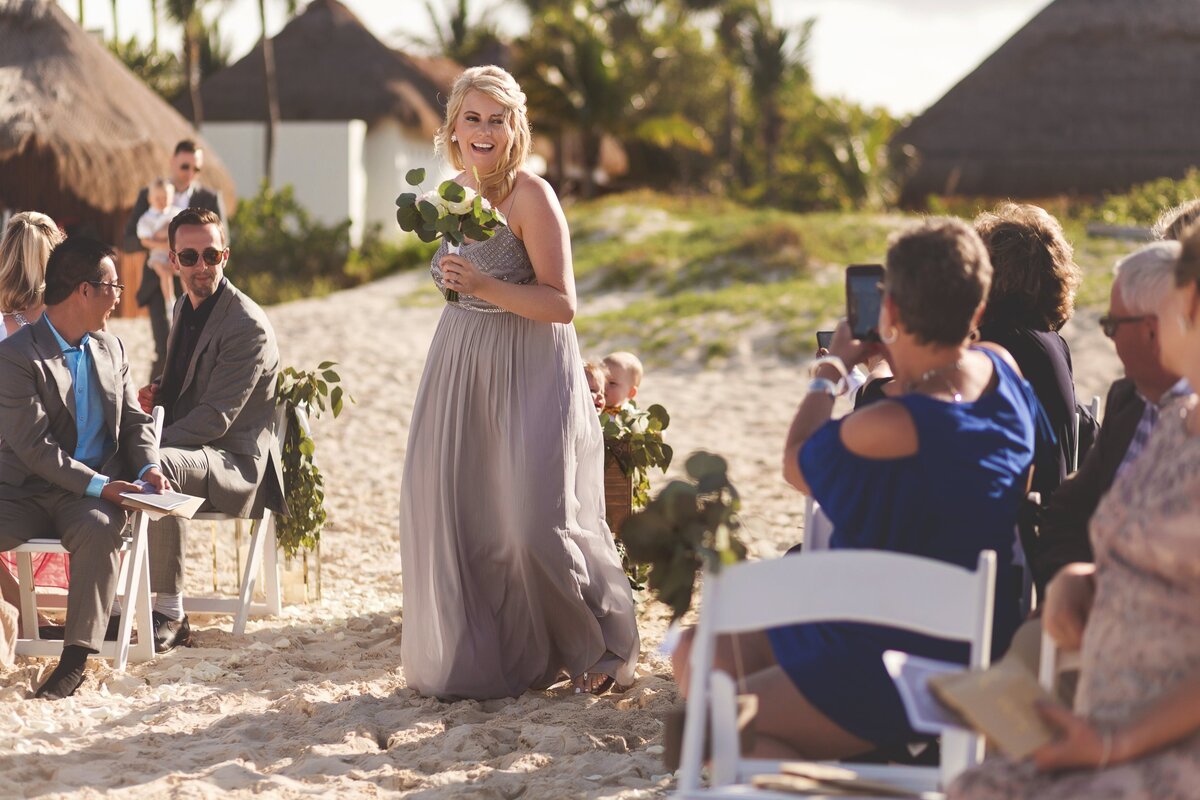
[179,283,237,396]
[87,336,119,434]
[30,317,76,419]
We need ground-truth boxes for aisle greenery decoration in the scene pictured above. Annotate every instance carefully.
[273,362,350,557]
[621,451,747,621]
[602,402,673,508]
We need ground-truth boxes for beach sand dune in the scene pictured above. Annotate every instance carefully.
[0,271,1120,798]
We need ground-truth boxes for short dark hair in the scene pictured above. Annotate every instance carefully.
[1154,199,1200,242]
[174,139,199,156]
[43,237,114,306]
[885,218,993,346]
[1177,220,1200,288]
[975,203,1080,331]
[168,207,224,250]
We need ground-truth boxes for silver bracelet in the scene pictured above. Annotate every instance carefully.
[809,356,848,395]
[807,377,841,397]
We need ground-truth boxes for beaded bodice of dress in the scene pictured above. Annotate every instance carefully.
[430,227,537,313]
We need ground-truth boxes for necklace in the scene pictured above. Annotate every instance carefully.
[905,358,965,402]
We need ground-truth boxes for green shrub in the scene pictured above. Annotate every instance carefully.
[229,183,434,305]
[1096,169,1200,227]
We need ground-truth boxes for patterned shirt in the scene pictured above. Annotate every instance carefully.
[1117,378,1193,478]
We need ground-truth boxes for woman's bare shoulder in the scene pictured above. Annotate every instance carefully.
[840,399,919,459]
[974,341,1023,377]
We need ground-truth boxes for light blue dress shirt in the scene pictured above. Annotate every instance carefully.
[44,318,155,497]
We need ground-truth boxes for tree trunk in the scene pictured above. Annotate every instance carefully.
[76,0,83,25]
[185,19,204,126]
[581,128,601,199]
[150,0,159,52]
[724,77,738,186]
[259,0,280,187]
[110,0,119,41]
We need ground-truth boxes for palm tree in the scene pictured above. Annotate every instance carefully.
[742,6,811,185]
[399,0,501,68]
[258,0,298,187]
[110,0,120,41]
[164,0,206,125]
[150,0,160,52]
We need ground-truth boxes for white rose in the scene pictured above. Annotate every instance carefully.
[418,190,448,217]
[445,185,477,216]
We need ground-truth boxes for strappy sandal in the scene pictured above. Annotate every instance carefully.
[573,673,616,695]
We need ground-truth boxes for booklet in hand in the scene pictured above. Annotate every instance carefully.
[120,484,205,520]
[750,761,939,798]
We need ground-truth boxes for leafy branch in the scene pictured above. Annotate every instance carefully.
[273,362,351,558]
[602,402,673,508]
[620,451,747,621]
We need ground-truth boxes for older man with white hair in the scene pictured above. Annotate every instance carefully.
[1032,242,1190,591]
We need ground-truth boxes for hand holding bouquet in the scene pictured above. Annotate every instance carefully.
[395,168,507,302]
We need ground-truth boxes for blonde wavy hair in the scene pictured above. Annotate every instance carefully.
[435,65,532,205]
[0,211,63,313]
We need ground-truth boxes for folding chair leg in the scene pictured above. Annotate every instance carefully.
[234,514,270,636]
[262,513,282,616]
[16,551,38,640]
[114,512,154,669]
[131,538,155,663]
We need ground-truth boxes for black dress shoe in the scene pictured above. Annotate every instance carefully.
[34,645,93,700]
[152,611,194,653]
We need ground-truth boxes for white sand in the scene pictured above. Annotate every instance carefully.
[0,270,1121,798]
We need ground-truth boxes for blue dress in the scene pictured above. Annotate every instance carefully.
[767,348,1050,746]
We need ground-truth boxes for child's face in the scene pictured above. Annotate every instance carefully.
[604,364,636,407]
[149,186,171,211]
[586,371,605,413]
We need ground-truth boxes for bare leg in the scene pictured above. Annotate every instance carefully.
[672,627,875,761]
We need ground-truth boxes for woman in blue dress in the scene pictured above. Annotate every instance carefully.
[673,217,1050,759]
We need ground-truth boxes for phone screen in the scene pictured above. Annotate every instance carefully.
[846,265,884,341]
[816,331,834,350]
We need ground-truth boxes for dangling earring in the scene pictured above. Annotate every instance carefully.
[881,326,899,345]
[450,134,458,143]
[969,328,980,343]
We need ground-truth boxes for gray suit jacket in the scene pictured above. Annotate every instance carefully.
[160,280,285,517]
[0,317,158,499]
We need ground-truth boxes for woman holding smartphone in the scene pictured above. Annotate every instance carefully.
[673,218,1051,759]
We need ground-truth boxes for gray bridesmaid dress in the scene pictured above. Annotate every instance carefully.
[398,227,641,700]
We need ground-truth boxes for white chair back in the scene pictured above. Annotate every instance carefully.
[677,549,997,796]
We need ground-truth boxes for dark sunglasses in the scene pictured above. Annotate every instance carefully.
[1099,313,1151,338]
[172,247,226,267]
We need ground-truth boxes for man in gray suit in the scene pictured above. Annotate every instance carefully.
[137,208,284,653]
[0,237,169,699]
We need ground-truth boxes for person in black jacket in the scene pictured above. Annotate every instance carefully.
[123,140,226,381]
[975,204,1081,501]
[1032,241,1186,592]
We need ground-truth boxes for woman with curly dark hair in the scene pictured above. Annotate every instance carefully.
[975,204,1082,507]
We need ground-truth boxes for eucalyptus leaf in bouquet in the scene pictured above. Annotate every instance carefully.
[602,402,673,508]
[621,451,747,621]
[395,168,507,302]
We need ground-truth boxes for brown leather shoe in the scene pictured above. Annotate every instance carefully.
[152,612,194,653]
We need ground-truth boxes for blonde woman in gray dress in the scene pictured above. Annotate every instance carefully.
[398,66,640,700]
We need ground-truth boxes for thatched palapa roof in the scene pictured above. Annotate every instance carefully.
[180,0,456,136]
[894,0,1200,202]
[0,0,234,242]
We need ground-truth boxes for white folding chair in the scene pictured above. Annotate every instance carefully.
[675,549,997,799]
[801,498,835,553]
[1037,628,1081,693]
[12,407,163,670]
[177,403,293,635]
[183,509,281,635]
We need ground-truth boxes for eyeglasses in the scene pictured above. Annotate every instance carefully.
[172,247,226,267]
[87,280,125,296]
[1099,313,1151,338]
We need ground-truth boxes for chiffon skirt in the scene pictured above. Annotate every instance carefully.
[398,304,640,699]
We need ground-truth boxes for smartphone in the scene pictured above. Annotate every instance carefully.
[846,264,885,341]
[815,330,834,350]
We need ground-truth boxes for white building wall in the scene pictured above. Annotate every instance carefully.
[363,118,455,241]
[203,120,368,245]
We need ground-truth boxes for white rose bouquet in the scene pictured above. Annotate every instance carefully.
[395,168,507,302]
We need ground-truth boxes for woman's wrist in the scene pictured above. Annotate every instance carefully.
[813,364,845,384]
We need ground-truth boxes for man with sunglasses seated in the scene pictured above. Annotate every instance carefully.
[1032,242,1189,594]
[122,140,226,383]
[135,208,285,653]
